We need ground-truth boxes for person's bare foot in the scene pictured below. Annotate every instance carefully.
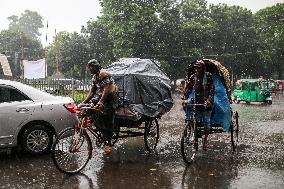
[103,146,113,154]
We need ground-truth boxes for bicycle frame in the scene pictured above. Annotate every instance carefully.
[74,105,106,149]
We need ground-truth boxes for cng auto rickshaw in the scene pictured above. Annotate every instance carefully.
[233,79,272,104]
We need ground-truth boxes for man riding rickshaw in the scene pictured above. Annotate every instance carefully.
[181,59,238,164]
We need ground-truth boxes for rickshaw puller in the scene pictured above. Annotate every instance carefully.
[79,59,118,154]
[182,60,215,150]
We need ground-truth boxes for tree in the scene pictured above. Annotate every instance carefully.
[254,3,284,79]
[8,10,44,39]
[46,31,91,79]
[158,0,215,81]
[209,4,258,79]
[0,29,44,77]
[82,19,115,65]
[98,0,161,59]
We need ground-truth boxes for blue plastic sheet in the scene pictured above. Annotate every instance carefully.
[184,74,232,132]
[210,74,231,132]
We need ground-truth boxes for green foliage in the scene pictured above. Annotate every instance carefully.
[254,3,284,79]
[0,29,44,77]
[209,4,259,78]
[8,10,44,39]
[2,3,283,81]
[82,19,115,65]
[98,0,161,59]
[46,32,91,79]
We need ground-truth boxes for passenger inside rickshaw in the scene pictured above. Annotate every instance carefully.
[183,59,232,132]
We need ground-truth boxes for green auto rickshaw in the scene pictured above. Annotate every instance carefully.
[233,79,272,104]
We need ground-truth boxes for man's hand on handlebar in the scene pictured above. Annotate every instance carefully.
[182,100,207,107]
[77,103,84,108]
[97,101,104,109]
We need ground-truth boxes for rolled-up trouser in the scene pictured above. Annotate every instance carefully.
[89,102,115,140]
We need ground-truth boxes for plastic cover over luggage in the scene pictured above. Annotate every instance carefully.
[105,58,173,118]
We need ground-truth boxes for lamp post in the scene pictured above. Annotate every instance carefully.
[19,48,29,79]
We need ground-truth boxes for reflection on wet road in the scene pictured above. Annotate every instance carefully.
[0,94,284,189]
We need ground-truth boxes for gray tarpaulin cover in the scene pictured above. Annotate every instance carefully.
[105,58,173,118]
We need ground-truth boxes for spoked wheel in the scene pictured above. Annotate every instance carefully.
[181,121,198,165]
[52,127,92,175]
[111,125,120,146]
[231,111,239,152]
[144,118,159,152]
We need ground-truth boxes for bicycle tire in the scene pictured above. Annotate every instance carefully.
[231,111,239,152]
[144,118,159,153]
[52,127,92,175]
[181,122,197,164]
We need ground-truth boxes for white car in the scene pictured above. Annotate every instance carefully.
[0,79,78,155]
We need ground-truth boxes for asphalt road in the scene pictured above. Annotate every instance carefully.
[0,94,284,189]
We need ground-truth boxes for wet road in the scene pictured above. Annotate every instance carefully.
[1,94,284,189]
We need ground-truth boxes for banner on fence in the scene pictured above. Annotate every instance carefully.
[0,54,13,76]
[23,58,46,79]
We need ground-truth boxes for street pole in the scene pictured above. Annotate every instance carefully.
[55,29,60,79]
[21,34,24,79]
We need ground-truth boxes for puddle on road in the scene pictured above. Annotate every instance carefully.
[230,167,284,189]
[1,95,284,189]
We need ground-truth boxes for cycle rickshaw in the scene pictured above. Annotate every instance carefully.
[52,58,173,174]
[180,59,239,164]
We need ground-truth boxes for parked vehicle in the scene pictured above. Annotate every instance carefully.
[233,79,272,104]
[0,79,78,155]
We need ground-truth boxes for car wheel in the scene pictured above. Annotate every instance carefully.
[21,124,53,155]
[266,100,272,105]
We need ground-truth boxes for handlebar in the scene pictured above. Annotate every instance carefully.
[185,103,206,107]
[182,100,206,107]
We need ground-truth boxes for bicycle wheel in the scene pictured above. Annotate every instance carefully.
[181,121,198,164]
[144,118,159,152]
[231,111,239,152]
[111,124,120,146]
[52,127,92,175]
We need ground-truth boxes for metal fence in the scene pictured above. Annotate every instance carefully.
[17,78,92,103]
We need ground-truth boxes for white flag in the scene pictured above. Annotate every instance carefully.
[23,58,46,79]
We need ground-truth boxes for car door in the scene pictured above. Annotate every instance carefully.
[0,85,34,145]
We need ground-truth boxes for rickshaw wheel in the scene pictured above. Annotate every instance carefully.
[181,121,198,165]
[230,111,239,152]
[52,127,92,175]
[144,118,159,152]
[233,99,240,104]
[111,125,120,145]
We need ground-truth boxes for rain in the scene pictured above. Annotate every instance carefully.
[0,0,284,189]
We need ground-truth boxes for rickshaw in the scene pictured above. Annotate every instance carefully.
[180,59,239,165]
[233,79,272,104]
[52,58,173,174]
